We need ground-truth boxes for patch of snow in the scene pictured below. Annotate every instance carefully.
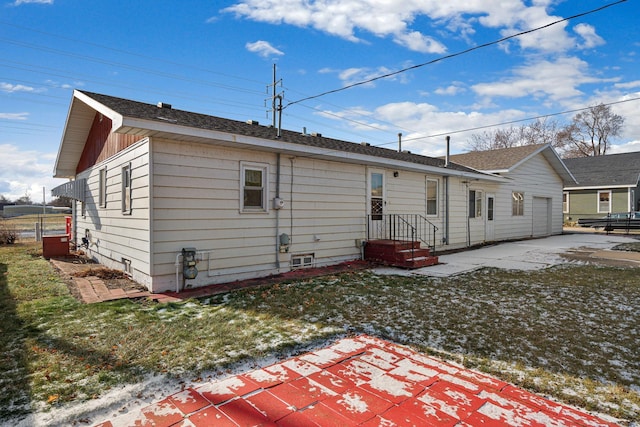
[368,374,413,398]
[299,348,343,367]
[338,392,369,414]
[331,338,367,355]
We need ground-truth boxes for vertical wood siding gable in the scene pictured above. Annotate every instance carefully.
[76,112,143,173]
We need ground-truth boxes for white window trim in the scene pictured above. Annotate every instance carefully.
[122,163,132,215]
[99,167,107,208]
[240,161,269,213]
[426,178,438,217]
[469,189,483,218]
[512,191,524,216]
[563,192,569,214]
[597,190,611,213]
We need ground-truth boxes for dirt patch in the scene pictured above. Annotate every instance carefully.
[612,241,640,252]
[72,266,147,293]
[561,247,640,268]
[50,253,148,301]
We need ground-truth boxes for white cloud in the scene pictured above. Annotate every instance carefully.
[319,101,529,155]
[607,140,640,154]
[0,82,44,93]
[434,84,466,96]
[321,66,408,87]
[0,144,64,202]
[573,23,605,49]
[471,56,611,103]
[614,80,640,90]
[0,112,29,120]
[12,0,52,4]
[224,1,582,53]
[393,31,446,54]
[245,40,284,58]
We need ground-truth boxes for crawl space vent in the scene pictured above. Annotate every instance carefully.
[291,254,314,269]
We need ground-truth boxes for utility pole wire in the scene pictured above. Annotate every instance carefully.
[393,96,640,145]
[284,0,628,109]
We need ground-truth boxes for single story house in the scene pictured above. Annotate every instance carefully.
[448,144,576,242]
[53,90,574,293]
[562,152,640,221]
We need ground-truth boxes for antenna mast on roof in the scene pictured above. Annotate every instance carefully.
[267,64,284,136]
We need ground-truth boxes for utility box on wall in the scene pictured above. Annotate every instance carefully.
[182,247,198,280]
[42,235,70,259]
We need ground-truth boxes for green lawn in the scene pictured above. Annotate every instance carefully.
[1,242,638,423]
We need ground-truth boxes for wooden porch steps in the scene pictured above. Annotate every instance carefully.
[364,239,439,269]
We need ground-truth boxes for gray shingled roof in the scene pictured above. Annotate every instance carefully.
[563,152,640,188]
[448,144,547,171]
[78,91,482,174]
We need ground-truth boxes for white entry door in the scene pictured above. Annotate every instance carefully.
[368,170,385,238]
[486,193,495,241]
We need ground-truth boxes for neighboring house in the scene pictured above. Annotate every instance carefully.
[53,91,571,293]
[449,144,576,242]
[562,152,640,221]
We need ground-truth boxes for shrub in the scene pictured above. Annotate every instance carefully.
[0,220,17,245]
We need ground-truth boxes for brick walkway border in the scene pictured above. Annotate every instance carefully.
[49,258,370,304]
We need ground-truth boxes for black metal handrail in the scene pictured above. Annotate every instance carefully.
[366,214,438,254]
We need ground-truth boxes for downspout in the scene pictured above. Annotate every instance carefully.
[465,181,471,247]
[443,136,450,245]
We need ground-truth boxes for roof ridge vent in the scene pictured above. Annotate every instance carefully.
[157,102,172,109]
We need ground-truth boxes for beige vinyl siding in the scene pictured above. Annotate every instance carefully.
[150,139,367,292]
[491,153,562,240]
[440,178,492,249]
[75,139,152,288]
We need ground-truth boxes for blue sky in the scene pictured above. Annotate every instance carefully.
[1,0,639,201]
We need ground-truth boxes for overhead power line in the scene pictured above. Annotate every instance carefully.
[392,96,640,146]
[284,0,628,109]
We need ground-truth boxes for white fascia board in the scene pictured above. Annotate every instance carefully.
[117,117,505,182]
[73,90,123,123]
[564,184,634,190]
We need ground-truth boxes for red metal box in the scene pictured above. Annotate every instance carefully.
[42,235,70,259]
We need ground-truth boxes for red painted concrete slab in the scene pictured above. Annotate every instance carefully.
[93,334,620,427]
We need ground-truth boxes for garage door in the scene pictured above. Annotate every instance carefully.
[532,197,551,237]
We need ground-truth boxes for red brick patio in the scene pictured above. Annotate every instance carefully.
[92,335,619,427]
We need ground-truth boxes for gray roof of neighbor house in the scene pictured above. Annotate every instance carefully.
[563,151,640,188]
[448,144,576,185]
[54,90,503,181]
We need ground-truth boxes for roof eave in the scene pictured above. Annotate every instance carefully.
[53,90,124,179]
[116,117,505,182]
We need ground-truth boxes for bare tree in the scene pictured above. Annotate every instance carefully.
[467,119,563,151]
[557,103,624,157]
[15,192,32,205]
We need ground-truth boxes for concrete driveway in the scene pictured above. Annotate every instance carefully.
[374,232,640,278]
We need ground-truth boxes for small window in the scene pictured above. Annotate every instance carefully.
[99,168,107,208]
[122,164,132,214]
[426,179,438,216]
[241,162,268,212]
[291,253,314,269]
[469,190,482,218]
[512,192,524,216]
[563,192,569,213]
[597,190,611,213]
